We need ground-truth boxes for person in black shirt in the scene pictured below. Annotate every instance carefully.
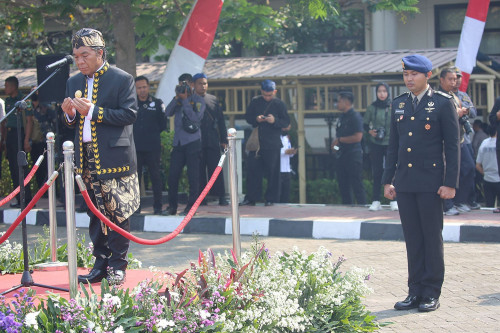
[193,73,228,206]
[332,91,366,205]
[133,76,166,215]
[241,80,290,206]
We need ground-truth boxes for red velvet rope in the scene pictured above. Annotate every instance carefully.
[79,165,223,245]
[0,155,44,208]
[0,175,55,245]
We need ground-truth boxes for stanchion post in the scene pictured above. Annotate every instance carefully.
[63,141,78,297]
[47,132,58,262]
[227,128,241,259]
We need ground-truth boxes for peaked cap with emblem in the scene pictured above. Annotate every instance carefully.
[72,28,106,49]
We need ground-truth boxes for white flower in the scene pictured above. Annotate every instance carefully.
[157,319,175,330]
[24,311,40,329]
[87,321,95,329]
[199,309,211,320]
[114,326,124,333]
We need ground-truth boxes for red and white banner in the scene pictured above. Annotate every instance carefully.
[156,0,224,102]
[455,0,490,91]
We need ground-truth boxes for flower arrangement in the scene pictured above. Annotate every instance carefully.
[0,227,141,275]
[0,242,379,332]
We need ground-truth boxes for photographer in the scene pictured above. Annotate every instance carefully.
[363,82,398,211]
[163,73,205,216]
[438,67,476,215]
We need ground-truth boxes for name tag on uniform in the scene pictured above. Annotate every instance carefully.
[395,110,404,114]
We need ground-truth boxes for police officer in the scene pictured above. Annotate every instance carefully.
[383,55,460,312]
[193,73,228,206]
[133,75,166,215]
[331,91,366,205]
[1,76,33,207]
[163,73,205,216]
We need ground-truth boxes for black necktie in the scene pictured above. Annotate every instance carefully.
[412,96,418,111]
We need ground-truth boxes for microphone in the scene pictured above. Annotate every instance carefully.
[45,55,73,71]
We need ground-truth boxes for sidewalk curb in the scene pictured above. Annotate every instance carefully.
[1,209,499,243]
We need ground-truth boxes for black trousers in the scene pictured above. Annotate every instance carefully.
[31,141,48,189]
[368,142,388,201]
[336,150,366,205]
[199,146,225,197]
[397,192,444,298]
[88,213,130,271]
[137,150,163,211]
[168,140,201,210]
[483,180,500,207]
[6,129,32,203]
[279,172,291,203]
[245,149,280,203]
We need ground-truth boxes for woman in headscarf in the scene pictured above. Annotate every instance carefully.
[364,82,398,211]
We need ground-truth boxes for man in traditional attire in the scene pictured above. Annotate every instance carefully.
[61,28,139,285]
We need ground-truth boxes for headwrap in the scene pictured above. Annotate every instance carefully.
[372,82,391,108]
[72,28,105,49]
[193,73,207,82]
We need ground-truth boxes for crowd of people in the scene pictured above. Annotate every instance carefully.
[2,28,500,292]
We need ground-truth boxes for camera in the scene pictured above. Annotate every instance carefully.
[459,115,473,135]
[175,81,190,95]
[375,127,386,140]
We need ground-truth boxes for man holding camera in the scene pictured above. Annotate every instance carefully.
[163,73,205,216]
[438,67,476,216]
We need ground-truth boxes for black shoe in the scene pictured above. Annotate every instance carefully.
[239,199,255,206]
[106,270,126,285]
[179,207,193,216]
[219,198,229,206]
[9,202,20,208]
[162,207,177,216]
[394,295,421,310]
[153,209,162,215]
[78,268,107,284]
[469,202,481,210]
[418,297,440,312]
[265,201,274,206]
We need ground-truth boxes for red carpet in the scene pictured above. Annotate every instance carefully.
[0,267,158,304]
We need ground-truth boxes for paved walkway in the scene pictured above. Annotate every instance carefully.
[1,224,499,332]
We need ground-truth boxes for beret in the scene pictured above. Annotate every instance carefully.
[261,79,276,92]
[193,73,207,82]
[402,54,432,73]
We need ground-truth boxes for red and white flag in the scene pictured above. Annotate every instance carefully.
[156,0,224,102]
[455,0,490,91]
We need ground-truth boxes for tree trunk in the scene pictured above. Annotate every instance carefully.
[108,0,136,77]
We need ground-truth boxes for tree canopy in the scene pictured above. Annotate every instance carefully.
[0,0,419,72]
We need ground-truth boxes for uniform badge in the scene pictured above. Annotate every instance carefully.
[196,102,202,111]
[399,102,405,108]
[425,124,431,130]
[149,101,155,107]
[399,115,404,121]
[425,101,435,113]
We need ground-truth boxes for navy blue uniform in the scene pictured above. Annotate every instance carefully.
[382,87,460,299]
[134,95,166,213]
[335,108,366,204]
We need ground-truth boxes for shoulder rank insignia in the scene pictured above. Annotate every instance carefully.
[395,91,410,99]
[435,91,452,99]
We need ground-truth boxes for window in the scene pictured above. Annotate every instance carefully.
[435,2,500,55]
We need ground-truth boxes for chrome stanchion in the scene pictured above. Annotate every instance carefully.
[63,141,78,298]
[35,132,68,271]
[47,132,58,262]
[228,128,241,258]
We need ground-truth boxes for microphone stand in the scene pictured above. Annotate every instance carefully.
[1,65,69,295]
